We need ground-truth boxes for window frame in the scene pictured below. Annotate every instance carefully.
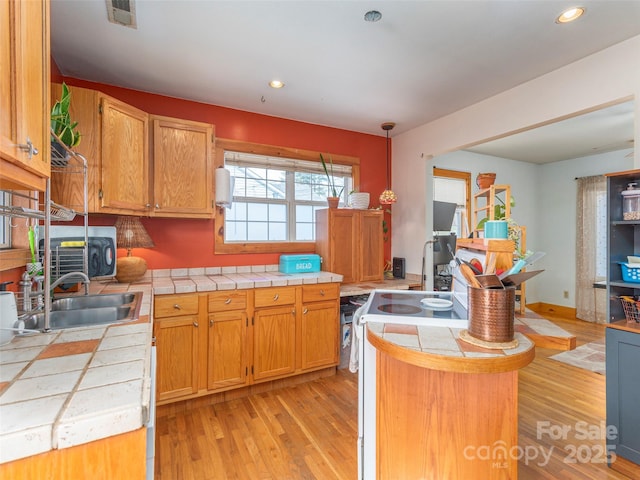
[214,138,360,254]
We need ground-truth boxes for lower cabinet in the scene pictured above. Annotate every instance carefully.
[154,293,200,403]
[207,291,249,390]
[154,283,340,404]
[606,326,640,467]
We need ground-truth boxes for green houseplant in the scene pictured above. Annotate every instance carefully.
[320,153,344,207]
[51,82,81,157]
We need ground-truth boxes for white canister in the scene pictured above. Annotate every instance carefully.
[0,291,18,346]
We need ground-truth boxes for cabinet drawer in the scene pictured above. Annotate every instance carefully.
[254,286,296,307]
[303,283,339,303]
[154,293,199,318]
[208,291,247,312]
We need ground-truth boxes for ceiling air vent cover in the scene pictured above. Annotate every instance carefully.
[106,0,137,28]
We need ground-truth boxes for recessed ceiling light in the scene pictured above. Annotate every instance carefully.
[364,10,382,23]
[556,7,585,24]
[269,80,285,89]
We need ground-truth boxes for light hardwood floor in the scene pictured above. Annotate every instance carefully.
[155,316,640,479]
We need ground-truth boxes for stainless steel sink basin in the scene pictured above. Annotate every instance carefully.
[51,292,138,311]
[23,291,143,331]
[23,306,133,330]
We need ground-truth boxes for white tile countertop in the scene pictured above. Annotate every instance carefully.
[0,265,419,465]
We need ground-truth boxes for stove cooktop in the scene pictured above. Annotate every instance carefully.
[360,290,468,327]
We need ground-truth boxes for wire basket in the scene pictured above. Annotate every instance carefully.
[620,297,640,323]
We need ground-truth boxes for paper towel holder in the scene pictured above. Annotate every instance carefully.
[215,167,233,212]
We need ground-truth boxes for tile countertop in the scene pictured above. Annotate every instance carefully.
[0,266,418,465]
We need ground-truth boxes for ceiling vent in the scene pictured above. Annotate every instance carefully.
[106,0,137,28]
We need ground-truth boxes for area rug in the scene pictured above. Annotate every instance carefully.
[549,340,605,375]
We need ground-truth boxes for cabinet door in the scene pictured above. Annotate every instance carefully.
[329,210,358,283]
[151,116,213,218]
[155,315,199,402]
[606,328,640,464]
[208,310,248,390]
[99,96,150,213]
[0,0,49,191]
[253,306,296,381]
[300,300,339,370]
[359,210,384,281]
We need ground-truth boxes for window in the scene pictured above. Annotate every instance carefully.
[214,139,360,254]
[433,168,471,237]
[224,152,352,243]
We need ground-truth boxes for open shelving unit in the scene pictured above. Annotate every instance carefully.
[0,133,88,325]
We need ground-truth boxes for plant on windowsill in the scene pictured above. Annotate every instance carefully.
[50,82,81,161]
[320,153,344,208]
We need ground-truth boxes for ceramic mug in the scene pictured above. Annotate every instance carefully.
[0,292,18,346]
[484,220,508,239]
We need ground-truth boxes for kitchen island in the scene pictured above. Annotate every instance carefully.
[358,290,535,479]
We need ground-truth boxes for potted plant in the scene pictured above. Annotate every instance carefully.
[349,188,370,209]
[50,82,81,159]
[320,153,344,208]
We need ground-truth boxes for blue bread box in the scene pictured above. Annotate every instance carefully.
[279,254,321,274]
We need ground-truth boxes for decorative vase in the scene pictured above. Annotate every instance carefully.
[476,172,496,189]
[327,196,340,209]
[349,192,370,209]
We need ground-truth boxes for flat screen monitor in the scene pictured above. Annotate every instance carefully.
[433,200,457,232]
[433,233,456,266]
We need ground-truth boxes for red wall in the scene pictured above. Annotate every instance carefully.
[53,77,393,270]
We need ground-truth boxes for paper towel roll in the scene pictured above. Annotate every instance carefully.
[215,168,232,207]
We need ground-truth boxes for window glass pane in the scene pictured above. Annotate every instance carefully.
[269,222,287,241]
[247,203,268,221]
[269,204,287,222]
[226,221,247,241]
[248,222,268,241]
[296,223,314,241]
[267,180,286,199]
[296,205,313,223]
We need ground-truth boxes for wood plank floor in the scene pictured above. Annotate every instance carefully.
[155,316,640,479]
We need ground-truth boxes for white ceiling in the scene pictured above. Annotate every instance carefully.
[50,0,640,159]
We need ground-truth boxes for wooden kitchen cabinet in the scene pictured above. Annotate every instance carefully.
[606,324,640,471]
[50,84,214,218]
[253,287,297,381]
[315,208,384,283]
[154,294,200,402]
[151,115,214,218]
[50,84,150,214]
[0,0,50,191]
[300,284,339,370]
[207,291,249,390]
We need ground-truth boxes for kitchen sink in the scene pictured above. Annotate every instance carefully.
[23,306,133,330]
[51,292,139,311]
[22,291,143,331]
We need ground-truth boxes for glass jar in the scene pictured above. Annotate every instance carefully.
[622,182,640,220]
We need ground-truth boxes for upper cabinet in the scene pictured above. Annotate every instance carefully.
[151,115,213,218]
[0,0,50,191]
[50,83,214,218]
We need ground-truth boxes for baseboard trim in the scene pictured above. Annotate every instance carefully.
[527,302,576,320]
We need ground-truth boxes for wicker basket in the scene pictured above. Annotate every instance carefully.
[620,297,640,323]
[468,286,516,342]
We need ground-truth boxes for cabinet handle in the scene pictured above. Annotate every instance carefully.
[225,298,232,304]
[155,203,161,209]
[273,293,279,301]
[193,321,199,327]
[145,203,151,208]
[292,309,295,315]
[173,304,181,310]
[303,308,308,315]
[17,138,39,159]
[320,289,325,296]
[209,319,214,327]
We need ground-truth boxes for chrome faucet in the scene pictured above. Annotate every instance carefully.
[50,272,91,296]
